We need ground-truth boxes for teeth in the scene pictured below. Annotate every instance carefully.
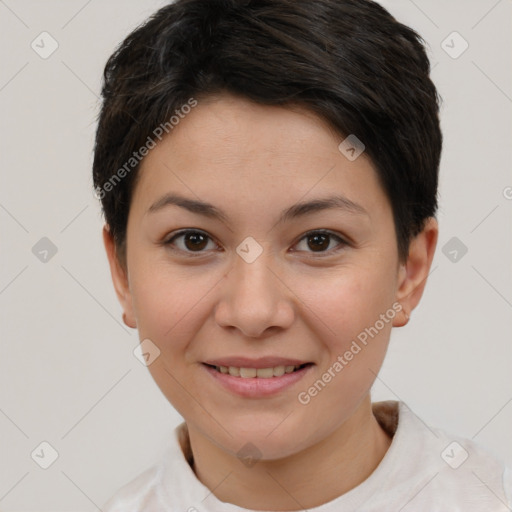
[240,367,257,378]
[216,364,304,377]
[228,366,240,376]
[256,367,274,378]
[273,365,285,377]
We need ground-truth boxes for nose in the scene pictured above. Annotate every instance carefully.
[214,247,295,338]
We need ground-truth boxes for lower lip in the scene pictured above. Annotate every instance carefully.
[203,364,313,398]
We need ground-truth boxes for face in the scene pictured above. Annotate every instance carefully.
[106,93,425,460]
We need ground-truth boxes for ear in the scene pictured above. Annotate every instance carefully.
[102,225,137,329]
[393,217,438,327]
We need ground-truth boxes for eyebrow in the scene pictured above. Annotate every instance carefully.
[147,192,369,224]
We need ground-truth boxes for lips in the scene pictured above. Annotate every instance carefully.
[202,360,313,397]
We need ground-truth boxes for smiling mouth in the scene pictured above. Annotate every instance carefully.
[204,363,311,378]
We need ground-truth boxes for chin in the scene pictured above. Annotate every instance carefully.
[208,414,317,461]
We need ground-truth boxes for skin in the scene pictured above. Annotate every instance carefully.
[103,93,438,510]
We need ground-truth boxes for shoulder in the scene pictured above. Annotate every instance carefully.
[101,422,193,512]
[373,401,512,511]
[101,463,161,512]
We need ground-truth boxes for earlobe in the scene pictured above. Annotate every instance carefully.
[393,217,438,328]
[122,312,135,328]
[102,225,137,329]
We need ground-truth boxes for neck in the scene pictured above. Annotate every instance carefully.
[187,396,392,510]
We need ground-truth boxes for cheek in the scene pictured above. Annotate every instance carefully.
[128,264,218,416]
[129,262,215,355]
[292,268,396,433]
[300,261,397,348]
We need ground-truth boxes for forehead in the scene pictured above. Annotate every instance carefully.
[132,94,391,224]
[159,94,347,167]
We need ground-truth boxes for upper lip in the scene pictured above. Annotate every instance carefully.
[203,357,311,368]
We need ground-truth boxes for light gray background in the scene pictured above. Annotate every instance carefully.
[0,0,511,510]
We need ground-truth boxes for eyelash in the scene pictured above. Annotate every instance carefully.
[163,229,349,258]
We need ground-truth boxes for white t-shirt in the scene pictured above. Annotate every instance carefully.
[102,400,512,511]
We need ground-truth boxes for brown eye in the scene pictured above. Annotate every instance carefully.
[294,230,347,255]
[165,230,216,254]
[307,233,330,252]
[183,232,208,251]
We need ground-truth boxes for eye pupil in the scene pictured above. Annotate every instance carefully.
[185,232,208,251]
[308,233,329,252]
